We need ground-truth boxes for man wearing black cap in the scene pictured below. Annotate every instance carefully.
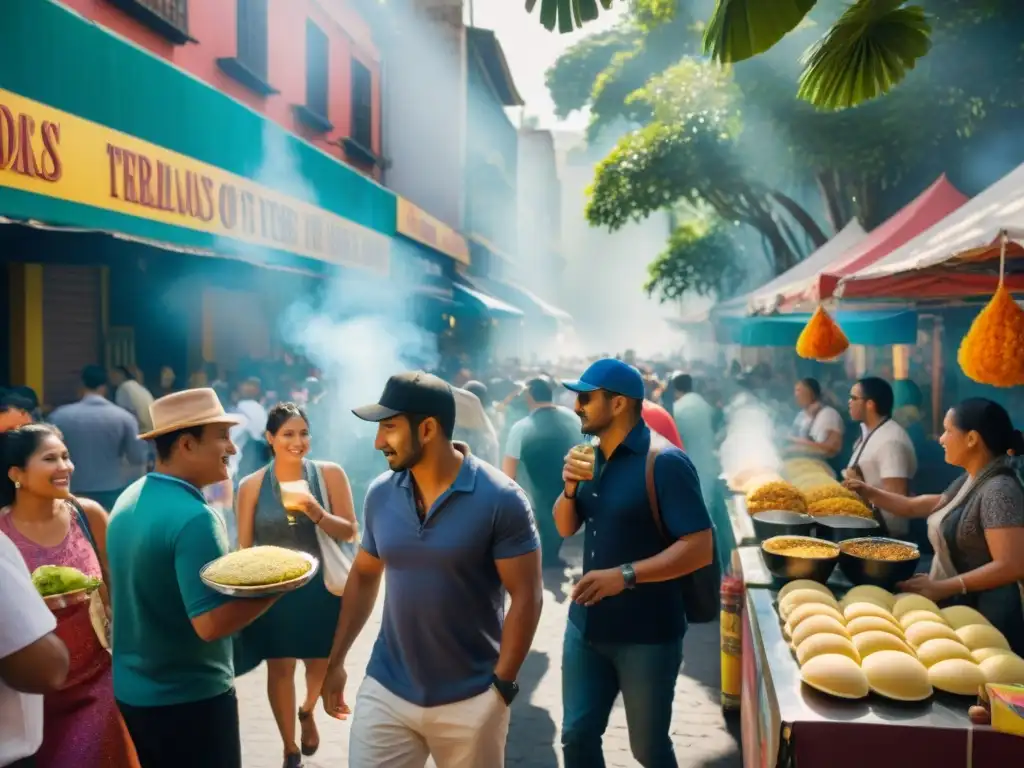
[554,359,714,768]
[322,371,543,768]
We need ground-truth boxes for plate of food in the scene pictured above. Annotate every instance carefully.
[31,565,102,610]
[200,546,319,597]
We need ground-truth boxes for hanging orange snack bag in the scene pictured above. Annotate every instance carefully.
[957,283,1024,387]
[796,306,850,361]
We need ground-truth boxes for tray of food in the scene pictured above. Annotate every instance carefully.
[775,580,1024,703]
[32,565,102,610]
[200,545,319,597]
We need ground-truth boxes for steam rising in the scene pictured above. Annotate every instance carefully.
[719,395,782,480]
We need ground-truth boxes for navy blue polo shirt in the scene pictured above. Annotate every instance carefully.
[361,451,539,707]
[569,421,711,645]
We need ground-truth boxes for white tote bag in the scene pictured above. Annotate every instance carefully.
[313,462,355,596]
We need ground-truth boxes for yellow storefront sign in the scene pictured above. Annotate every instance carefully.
[396,197,469,265]
[0,88,389,274]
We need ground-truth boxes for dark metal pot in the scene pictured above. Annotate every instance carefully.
[837,537,921,590]
[751,510,816,544]
[760,535,840,584]
[814,515,880,543]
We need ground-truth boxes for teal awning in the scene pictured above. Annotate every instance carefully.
[453,283,524,319]
[716,310,918,347]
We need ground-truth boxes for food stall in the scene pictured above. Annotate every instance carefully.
[740,583,1024,767]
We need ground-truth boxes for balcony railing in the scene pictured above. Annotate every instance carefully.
[105,0,193,44]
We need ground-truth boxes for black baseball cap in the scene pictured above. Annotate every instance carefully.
[352,371,456,433]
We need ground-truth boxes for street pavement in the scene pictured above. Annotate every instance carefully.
[238,535,742,767]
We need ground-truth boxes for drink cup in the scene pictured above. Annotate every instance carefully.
[280,480,309,525]
[570,443,597,482]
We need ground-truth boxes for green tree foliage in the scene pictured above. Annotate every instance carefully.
[645,216,747,301]
[548,0,1024,301]
[532,0,1020,110]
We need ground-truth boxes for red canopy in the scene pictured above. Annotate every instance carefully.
[778,175,968,310]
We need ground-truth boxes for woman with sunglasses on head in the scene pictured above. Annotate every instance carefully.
[234,403,358,768]
[0,425,139,767]
[846,398,1024,655]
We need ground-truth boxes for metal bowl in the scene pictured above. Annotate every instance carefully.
[814,515,880,543]
[760,535,840,584]
[837,537,920,589]
[752,510,816,543]
[200,551,320,598]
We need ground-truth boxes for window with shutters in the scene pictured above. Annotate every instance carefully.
[236,0,269,81]
[350,59,373,149]
[105,0,190,43]
[305,21,330,120]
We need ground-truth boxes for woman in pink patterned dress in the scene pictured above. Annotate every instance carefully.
[0,424,138,768]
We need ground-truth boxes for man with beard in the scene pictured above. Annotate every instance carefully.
[553,359,713,768]
[322,371,543,768]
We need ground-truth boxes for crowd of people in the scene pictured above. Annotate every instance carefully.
[2,350,1024,768]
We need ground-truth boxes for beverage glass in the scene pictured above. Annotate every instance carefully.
[571,441,597,482]
[279,480,309,526]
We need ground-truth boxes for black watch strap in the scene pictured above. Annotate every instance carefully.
[491,674,519,705]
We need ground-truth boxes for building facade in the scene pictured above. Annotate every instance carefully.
[2,0,399,404]
[464,26,521,283]
[517,126,564,302]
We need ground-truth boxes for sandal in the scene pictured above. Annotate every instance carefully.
[298,707,320,757]
[283,753,302,768]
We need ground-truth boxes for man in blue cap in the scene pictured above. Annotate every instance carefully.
[553,358,714,768]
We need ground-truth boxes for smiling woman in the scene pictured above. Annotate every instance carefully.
[0,423,140,767]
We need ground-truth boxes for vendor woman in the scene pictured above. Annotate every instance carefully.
[787,378,844,460]
[846,398,1024,655]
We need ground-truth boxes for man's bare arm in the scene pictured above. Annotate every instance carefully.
[326,549,385,666]
[494,550,543,682]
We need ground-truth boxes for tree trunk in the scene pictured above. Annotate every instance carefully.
[770,191,830,248]
[816,169,848,232]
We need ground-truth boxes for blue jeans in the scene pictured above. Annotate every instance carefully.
[561,619,683,768]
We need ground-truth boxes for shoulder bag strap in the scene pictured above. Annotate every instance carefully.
[69,497,98,552]
[311,460,332,516]
[645,436,671,544]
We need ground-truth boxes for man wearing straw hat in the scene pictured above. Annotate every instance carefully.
[105,388,280,768]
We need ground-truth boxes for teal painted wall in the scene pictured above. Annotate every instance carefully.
[1,1,395,243]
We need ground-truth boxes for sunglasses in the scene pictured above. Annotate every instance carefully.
[577,391,598,406]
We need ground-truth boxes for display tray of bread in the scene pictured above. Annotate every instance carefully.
[201,545,319,597]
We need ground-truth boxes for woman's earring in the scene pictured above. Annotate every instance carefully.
[13,481,20,489]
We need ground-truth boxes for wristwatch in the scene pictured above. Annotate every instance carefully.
[491,674,519,706]
[621,563,637,590]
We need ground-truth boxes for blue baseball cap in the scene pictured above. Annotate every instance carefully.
[562,358,645,401]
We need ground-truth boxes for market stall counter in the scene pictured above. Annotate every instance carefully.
[740,586,1024,767]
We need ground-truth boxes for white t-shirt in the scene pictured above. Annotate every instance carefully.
[849,419,918,536]
[0,530,57,766]
[793,405,844,445]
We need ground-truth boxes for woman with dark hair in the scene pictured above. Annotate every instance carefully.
[788,377,845,461]
[234,403,358,768]
[847,398,1024,654]
[0,425,139,767]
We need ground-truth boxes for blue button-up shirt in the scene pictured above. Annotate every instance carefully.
[569,421,711,644]
[361,451,539,706]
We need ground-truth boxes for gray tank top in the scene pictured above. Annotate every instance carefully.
[252,460,326,557]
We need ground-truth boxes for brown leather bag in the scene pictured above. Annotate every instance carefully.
[644,435,720,624]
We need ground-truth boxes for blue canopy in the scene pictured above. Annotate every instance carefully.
[716,310,918,347]
[453,283,524,319]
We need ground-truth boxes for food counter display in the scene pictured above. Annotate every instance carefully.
[740,586,1024,768]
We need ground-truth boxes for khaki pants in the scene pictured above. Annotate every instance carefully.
[349,676,511,768]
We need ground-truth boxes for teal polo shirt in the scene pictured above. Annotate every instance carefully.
[106,473,234,707]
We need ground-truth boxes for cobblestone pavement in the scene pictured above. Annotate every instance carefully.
[238,536,742,768]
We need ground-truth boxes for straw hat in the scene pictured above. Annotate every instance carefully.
[140,388,245,440]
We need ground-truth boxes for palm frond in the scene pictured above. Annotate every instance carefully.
[703,0,819,63]
[797,2,932,111]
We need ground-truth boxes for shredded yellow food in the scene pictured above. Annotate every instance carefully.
[747,481,807,514]
[807,497,873,519]
[763,538,838,559]
[804,484,859,504]
[204,546,311,586]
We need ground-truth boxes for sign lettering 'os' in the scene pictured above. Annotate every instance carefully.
[0,89,389,274]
